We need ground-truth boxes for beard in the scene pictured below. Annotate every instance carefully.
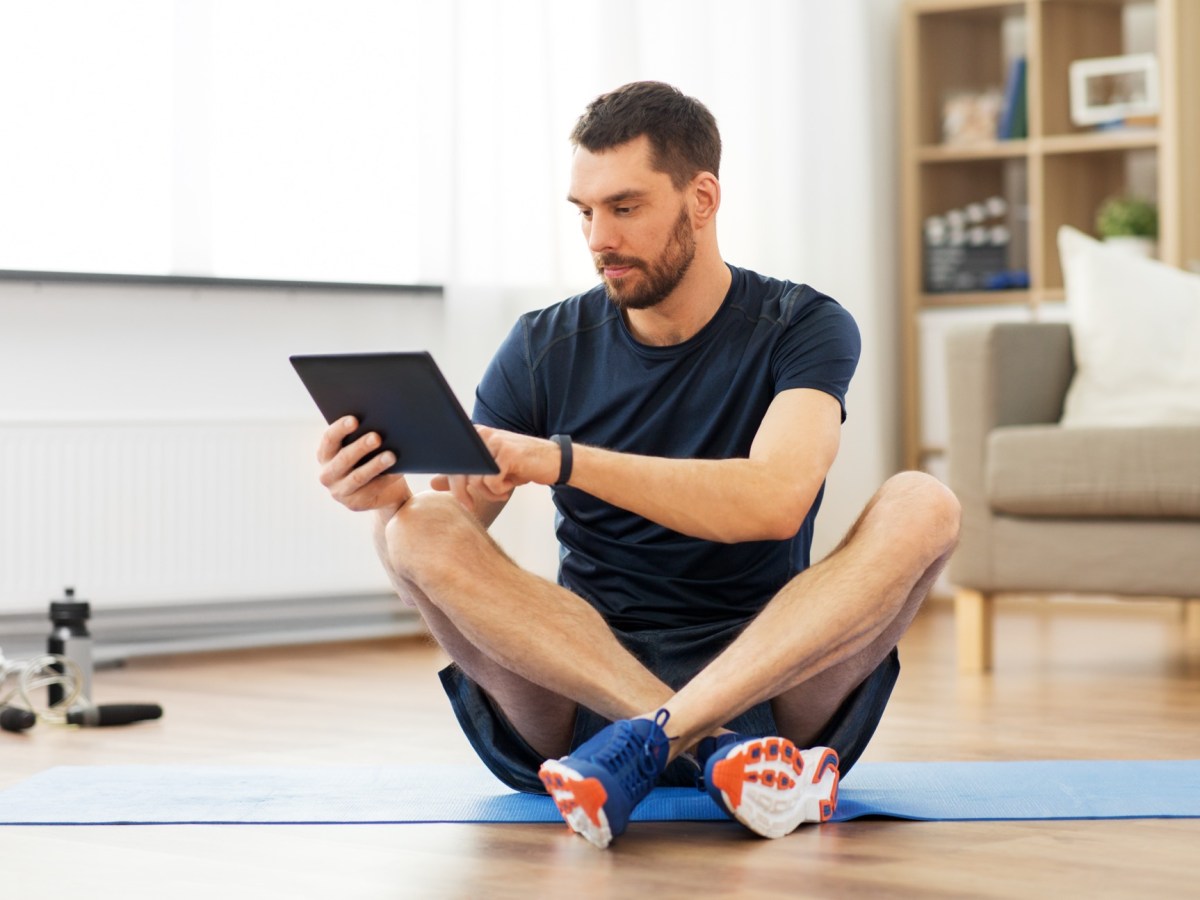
[595,206,697,312]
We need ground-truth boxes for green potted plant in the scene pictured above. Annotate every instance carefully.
[1095,196,1159,258]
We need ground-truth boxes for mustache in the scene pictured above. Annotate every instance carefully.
[594,255,644,271]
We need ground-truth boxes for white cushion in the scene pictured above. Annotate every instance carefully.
[1058,225,1200,427]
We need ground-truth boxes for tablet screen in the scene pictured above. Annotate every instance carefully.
[290,351,499,475]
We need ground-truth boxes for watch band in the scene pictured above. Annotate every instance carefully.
[550,434,573,485]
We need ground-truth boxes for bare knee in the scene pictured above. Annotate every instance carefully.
[383,491,488,585]
[875,471,961,559]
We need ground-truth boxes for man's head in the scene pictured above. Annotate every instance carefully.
[568,83,723,313]
[569,81,721,189]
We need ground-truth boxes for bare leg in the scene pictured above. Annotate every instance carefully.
[660,471,961,755]
[770,545,951,747]
[382,490,676,758]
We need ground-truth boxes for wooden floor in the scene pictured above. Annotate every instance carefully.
[2,596,1198,898]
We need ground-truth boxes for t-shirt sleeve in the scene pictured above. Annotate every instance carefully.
[771,293,861,422]
[472,317,542,435]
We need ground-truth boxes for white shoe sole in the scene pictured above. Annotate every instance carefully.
[538,758,614,849]
[708,740,839,839]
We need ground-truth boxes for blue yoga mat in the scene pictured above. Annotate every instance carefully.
[1,760,1197,826]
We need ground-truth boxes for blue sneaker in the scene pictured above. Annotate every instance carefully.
[538,709,671,848]
[694,731,746,779]
[703,735,839,838]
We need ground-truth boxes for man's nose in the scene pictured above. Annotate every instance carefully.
[587,212,618,254]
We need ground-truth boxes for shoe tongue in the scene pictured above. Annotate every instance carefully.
[593,717,671,782]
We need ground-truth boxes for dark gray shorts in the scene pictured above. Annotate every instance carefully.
[440,616,900,794]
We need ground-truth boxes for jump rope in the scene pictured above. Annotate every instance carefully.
[0,650,162,733]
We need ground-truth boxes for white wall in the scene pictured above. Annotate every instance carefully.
[0,279,448,613]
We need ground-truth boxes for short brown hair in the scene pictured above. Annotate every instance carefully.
[569,81,721,189]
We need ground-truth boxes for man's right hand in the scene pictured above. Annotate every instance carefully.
[317,416,412,517]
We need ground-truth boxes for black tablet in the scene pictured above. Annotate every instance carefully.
[289,351,499,475]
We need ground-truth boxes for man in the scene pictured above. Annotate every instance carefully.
[318,81,960,849]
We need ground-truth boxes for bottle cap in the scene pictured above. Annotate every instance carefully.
[50,600,91,622]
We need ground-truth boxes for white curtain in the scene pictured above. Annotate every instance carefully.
[431,0,814,293]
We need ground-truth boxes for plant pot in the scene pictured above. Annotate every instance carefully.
[1102,236,1158,259]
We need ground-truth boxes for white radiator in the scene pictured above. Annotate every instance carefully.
[0,416,393,616]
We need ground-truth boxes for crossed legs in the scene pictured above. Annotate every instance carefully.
[382,496,677,759]
[382,470,960,764]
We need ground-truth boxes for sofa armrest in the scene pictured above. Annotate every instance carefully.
[945,322,1074,590]
[987,322,1074,428]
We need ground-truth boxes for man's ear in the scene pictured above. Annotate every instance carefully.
[690,171,721,227]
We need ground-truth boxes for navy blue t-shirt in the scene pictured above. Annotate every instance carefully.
[473,264,860,631]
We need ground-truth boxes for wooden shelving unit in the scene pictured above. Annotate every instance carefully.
[899,0,1200,471]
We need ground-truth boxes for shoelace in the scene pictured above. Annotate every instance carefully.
[594,709,672,795]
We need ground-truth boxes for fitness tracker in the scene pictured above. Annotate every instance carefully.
[550,434,573,485]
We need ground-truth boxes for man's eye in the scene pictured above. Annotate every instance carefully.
[615,206,634,215]
[579,209,593,220]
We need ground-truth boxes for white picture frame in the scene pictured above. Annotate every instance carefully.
[1069,53,1160,127]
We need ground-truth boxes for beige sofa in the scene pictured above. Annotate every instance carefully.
[944,321,1200,672]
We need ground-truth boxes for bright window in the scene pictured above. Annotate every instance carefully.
[0,1,437,284]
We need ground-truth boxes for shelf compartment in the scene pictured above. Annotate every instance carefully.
[913,3,1026,146]
[1038,0,1158,138]
[1039,146,1157,290]
[918,157,1029,296]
